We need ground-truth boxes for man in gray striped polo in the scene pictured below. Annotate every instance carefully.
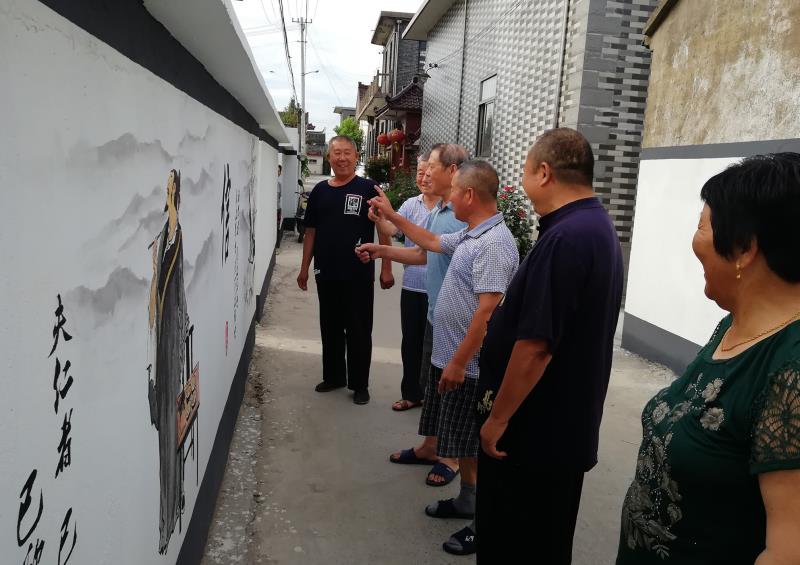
[378,143,468,486]
[359,160,518,555]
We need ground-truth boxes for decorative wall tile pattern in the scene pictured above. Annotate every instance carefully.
[418,0,658,244]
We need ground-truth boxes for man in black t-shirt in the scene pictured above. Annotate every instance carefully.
[476,129,623,564]
[297,136,394,405]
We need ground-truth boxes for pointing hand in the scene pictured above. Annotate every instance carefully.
[368,187,395,219]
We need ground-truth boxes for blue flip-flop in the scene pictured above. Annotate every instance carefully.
[389,448,437,465]
[426,462,459,486]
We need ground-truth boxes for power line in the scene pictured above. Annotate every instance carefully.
[244,22,298,33]
[257,0,272,25]
[243,24,285,38]
[309,36,344,106]
[277,0,298,102]
[268,0,280,25]
[430,0,525,67]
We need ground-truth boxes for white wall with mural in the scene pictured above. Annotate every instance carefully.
[625,157,734,346]
[280,129,301,221]
[255,142,279,288]
[0,2,278,563]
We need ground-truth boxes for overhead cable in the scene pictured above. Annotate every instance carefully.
[257,0,272,25]
[309,36,344,106]
[277,0,299,101]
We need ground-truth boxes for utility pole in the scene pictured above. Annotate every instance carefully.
[293,8,312,157]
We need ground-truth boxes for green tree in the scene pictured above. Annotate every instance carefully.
[279,98,301,128]
[333,117,363,153]
[299,155,311,179]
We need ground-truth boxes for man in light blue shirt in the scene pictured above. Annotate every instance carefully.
[390,154,439,411]
[371,144,468,487]
[360,159,518,556]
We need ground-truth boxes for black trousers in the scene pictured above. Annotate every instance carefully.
[316,278,374,391]
[399,289,428,402]
[476,449,585,564]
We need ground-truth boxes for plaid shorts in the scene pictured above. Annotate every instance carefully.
[418,365,480,458]
[418,321,433,396]
[418,361,441,438]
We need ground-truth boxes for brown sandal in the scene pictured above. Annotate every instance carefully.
[392,399,422,411]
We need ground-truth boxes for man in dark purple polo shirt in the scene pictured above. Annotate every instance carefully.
[476,128,623,563]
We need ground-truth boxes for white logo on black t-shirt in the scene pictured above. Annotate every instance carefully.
[344,194,363,216]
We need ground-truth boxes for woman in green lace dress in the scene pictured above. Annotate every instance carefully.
[616,154,800,564]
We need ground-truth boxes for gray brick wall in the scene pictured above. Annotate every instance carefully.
[397,33,422,91]
[418,1,466,151]
[492,0,564,185]
[417,0,658,245]
[579,0,658,243]
[421,0,566,181]
[559,0,589,130]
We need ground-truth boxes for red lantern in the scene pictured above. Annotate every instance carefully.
[388,128,406,144]
[377,133,389,146]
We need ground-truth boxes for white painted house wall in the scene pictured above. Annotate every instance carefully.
[625,158,734,347]
[624,0,800,371]
[280,129,301,219]
[0,1,280,563]
[307,156,324,176]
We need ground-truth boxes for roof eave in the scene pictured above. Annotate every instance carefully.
[643,0,681,46]
[144,0,289,144]
[402,0,458,41]
[370,11,414,45]
[355,94,387,121]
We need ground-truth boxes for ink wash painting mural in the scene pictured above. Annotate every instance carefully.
[0,1,276,563]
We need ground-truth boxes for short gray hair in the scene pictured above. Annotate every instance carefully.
[328,135,358,154]
[528,128,594,186]
[455,160,499,203]
[431,143,469,168]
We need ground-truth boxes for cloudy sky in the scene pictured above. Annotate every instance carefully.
[232,0,424,139]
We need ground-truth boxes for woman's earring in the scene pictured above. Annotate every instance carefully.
[736,261,742,280]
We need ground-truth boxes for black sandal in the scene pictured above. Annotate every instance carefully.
[443,526,477,555]
[425,498,474,519]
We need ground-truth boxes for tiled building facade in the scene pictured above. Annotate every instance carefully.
[357,12,427,162]
[408,0,658,246]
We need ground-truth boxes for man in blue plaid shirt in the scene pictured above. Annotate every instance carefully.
[358,160,518,556]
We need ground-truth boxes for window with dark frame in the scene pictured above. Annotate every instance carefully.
[476,75,497,158]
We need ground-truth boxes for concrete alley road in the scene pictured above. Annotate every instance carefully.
[201,237,676,565]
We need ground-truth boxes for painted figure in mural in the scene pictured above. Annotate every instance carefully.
[147,169,187,554]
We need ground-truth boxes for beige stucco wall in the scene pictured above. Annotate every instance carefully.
[643,0,800,148]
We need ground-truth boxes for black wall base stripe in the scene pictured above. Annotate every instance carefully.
[37,0,283,150]
[176,248,276,565]
[621,313,701,375]
[256,252,277,323]
[640,138,800,160]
